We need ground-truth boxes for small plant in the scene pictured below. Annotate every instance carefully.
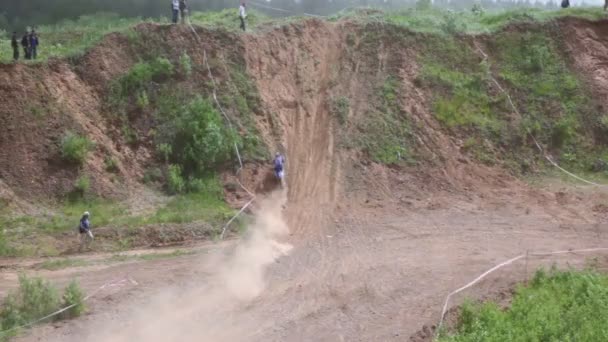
[74,175,90,194]
[136,90,149,109]
[167,164,185,194]
[143,167,163,184]
[331,97,350,125]
[61,281,85,319]
[180,52,193,77]
[121,124,137,145]
[104,156,119,173]
[60,131,94,164]
[157,143,172,164]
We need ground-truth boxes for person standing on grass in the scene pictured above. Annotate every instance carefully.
[239,2,247,32]
[171,0,180,24]
[179,0,189,24]
[21,31,30,60]
[78,211,94,251]
[29,30,39,60]
[11,32,19,61]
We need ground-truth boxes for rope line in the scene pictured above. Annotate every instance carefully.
[473,41,604,187]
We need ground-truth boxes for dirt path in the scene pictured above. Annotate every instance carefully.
[6,183,608,342]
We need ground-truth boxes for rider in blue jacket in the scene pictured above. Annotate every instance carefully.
[274,152,285,179]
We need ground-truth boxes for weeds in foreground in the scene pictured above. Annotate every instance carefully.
[0,275,85,337]
[439,268,608,341]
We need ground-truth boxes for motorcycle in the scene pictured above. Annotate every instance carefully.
[274,167,285,189]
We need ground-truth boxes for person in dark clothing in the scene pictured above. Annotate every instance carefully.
[78,211,94,250]
[561,0,570,8]
[11,32,19,61]
[29,31,39,60]
[21,32,30,60]
[239,3,247,32]
[172,0,180,24]
[179,0,188,24]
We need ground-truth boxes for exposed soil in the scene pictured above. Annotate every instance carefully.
[1,16,608,342]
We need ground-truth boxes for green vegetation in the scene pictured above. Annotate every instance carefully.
[331,96,350,125]
[179,52,193,77]
[74,175,91,195]
[157,97,239,175]
[39,258,88,270]
[0,275,85,338]
[167,164,186,194]
[60,131,94,164]
[109,249,195,263]
[382,7,606,35]
[104,156,119,173]
[0,14,153,63]
[418,27,603,171]
[358,77,414,164]
[60,281,86,319]
[111,57,174,101]
[439,268,608,341]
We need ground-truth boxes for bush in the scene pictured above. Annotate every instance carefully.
[60,132,94,164]
[157,97,240,175]
[180,52,192,77]
[74,175,90,194]
[187,175,224,198]
[136,90,149,109]
[167,164,185,194]
[104,156,119,173]
[143,167,163,184]
[61,281,85,319]
[114,57,174,98]
[331,97,350,125]
[0,275,60,331]
[157,143,172,164]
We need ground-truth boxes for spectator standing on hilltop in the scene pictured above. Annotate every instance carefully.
[179,0,189,24]
[239,2,247,32]
[29,30,39,60]
[171,0,180,24]
[11,32,19,61]
[561,0,570,8]
[21,31,30,60]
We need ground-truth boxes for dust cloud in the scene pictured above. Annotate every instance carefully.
[88,190,292,342]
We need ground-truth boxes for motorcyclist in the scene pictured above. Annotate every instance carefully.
[273,152,285,180]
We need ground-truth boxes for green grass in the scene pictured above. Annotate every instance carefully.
[39,258,89,270]
[439,268,608,341]
[417,26,606,172]
[357,77,414,165]
[108,249,195,263]
[383,7,607,35]
[0,13,153,63]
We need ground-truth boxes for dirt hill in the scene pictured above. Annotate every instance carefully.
[1,15,608,249]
